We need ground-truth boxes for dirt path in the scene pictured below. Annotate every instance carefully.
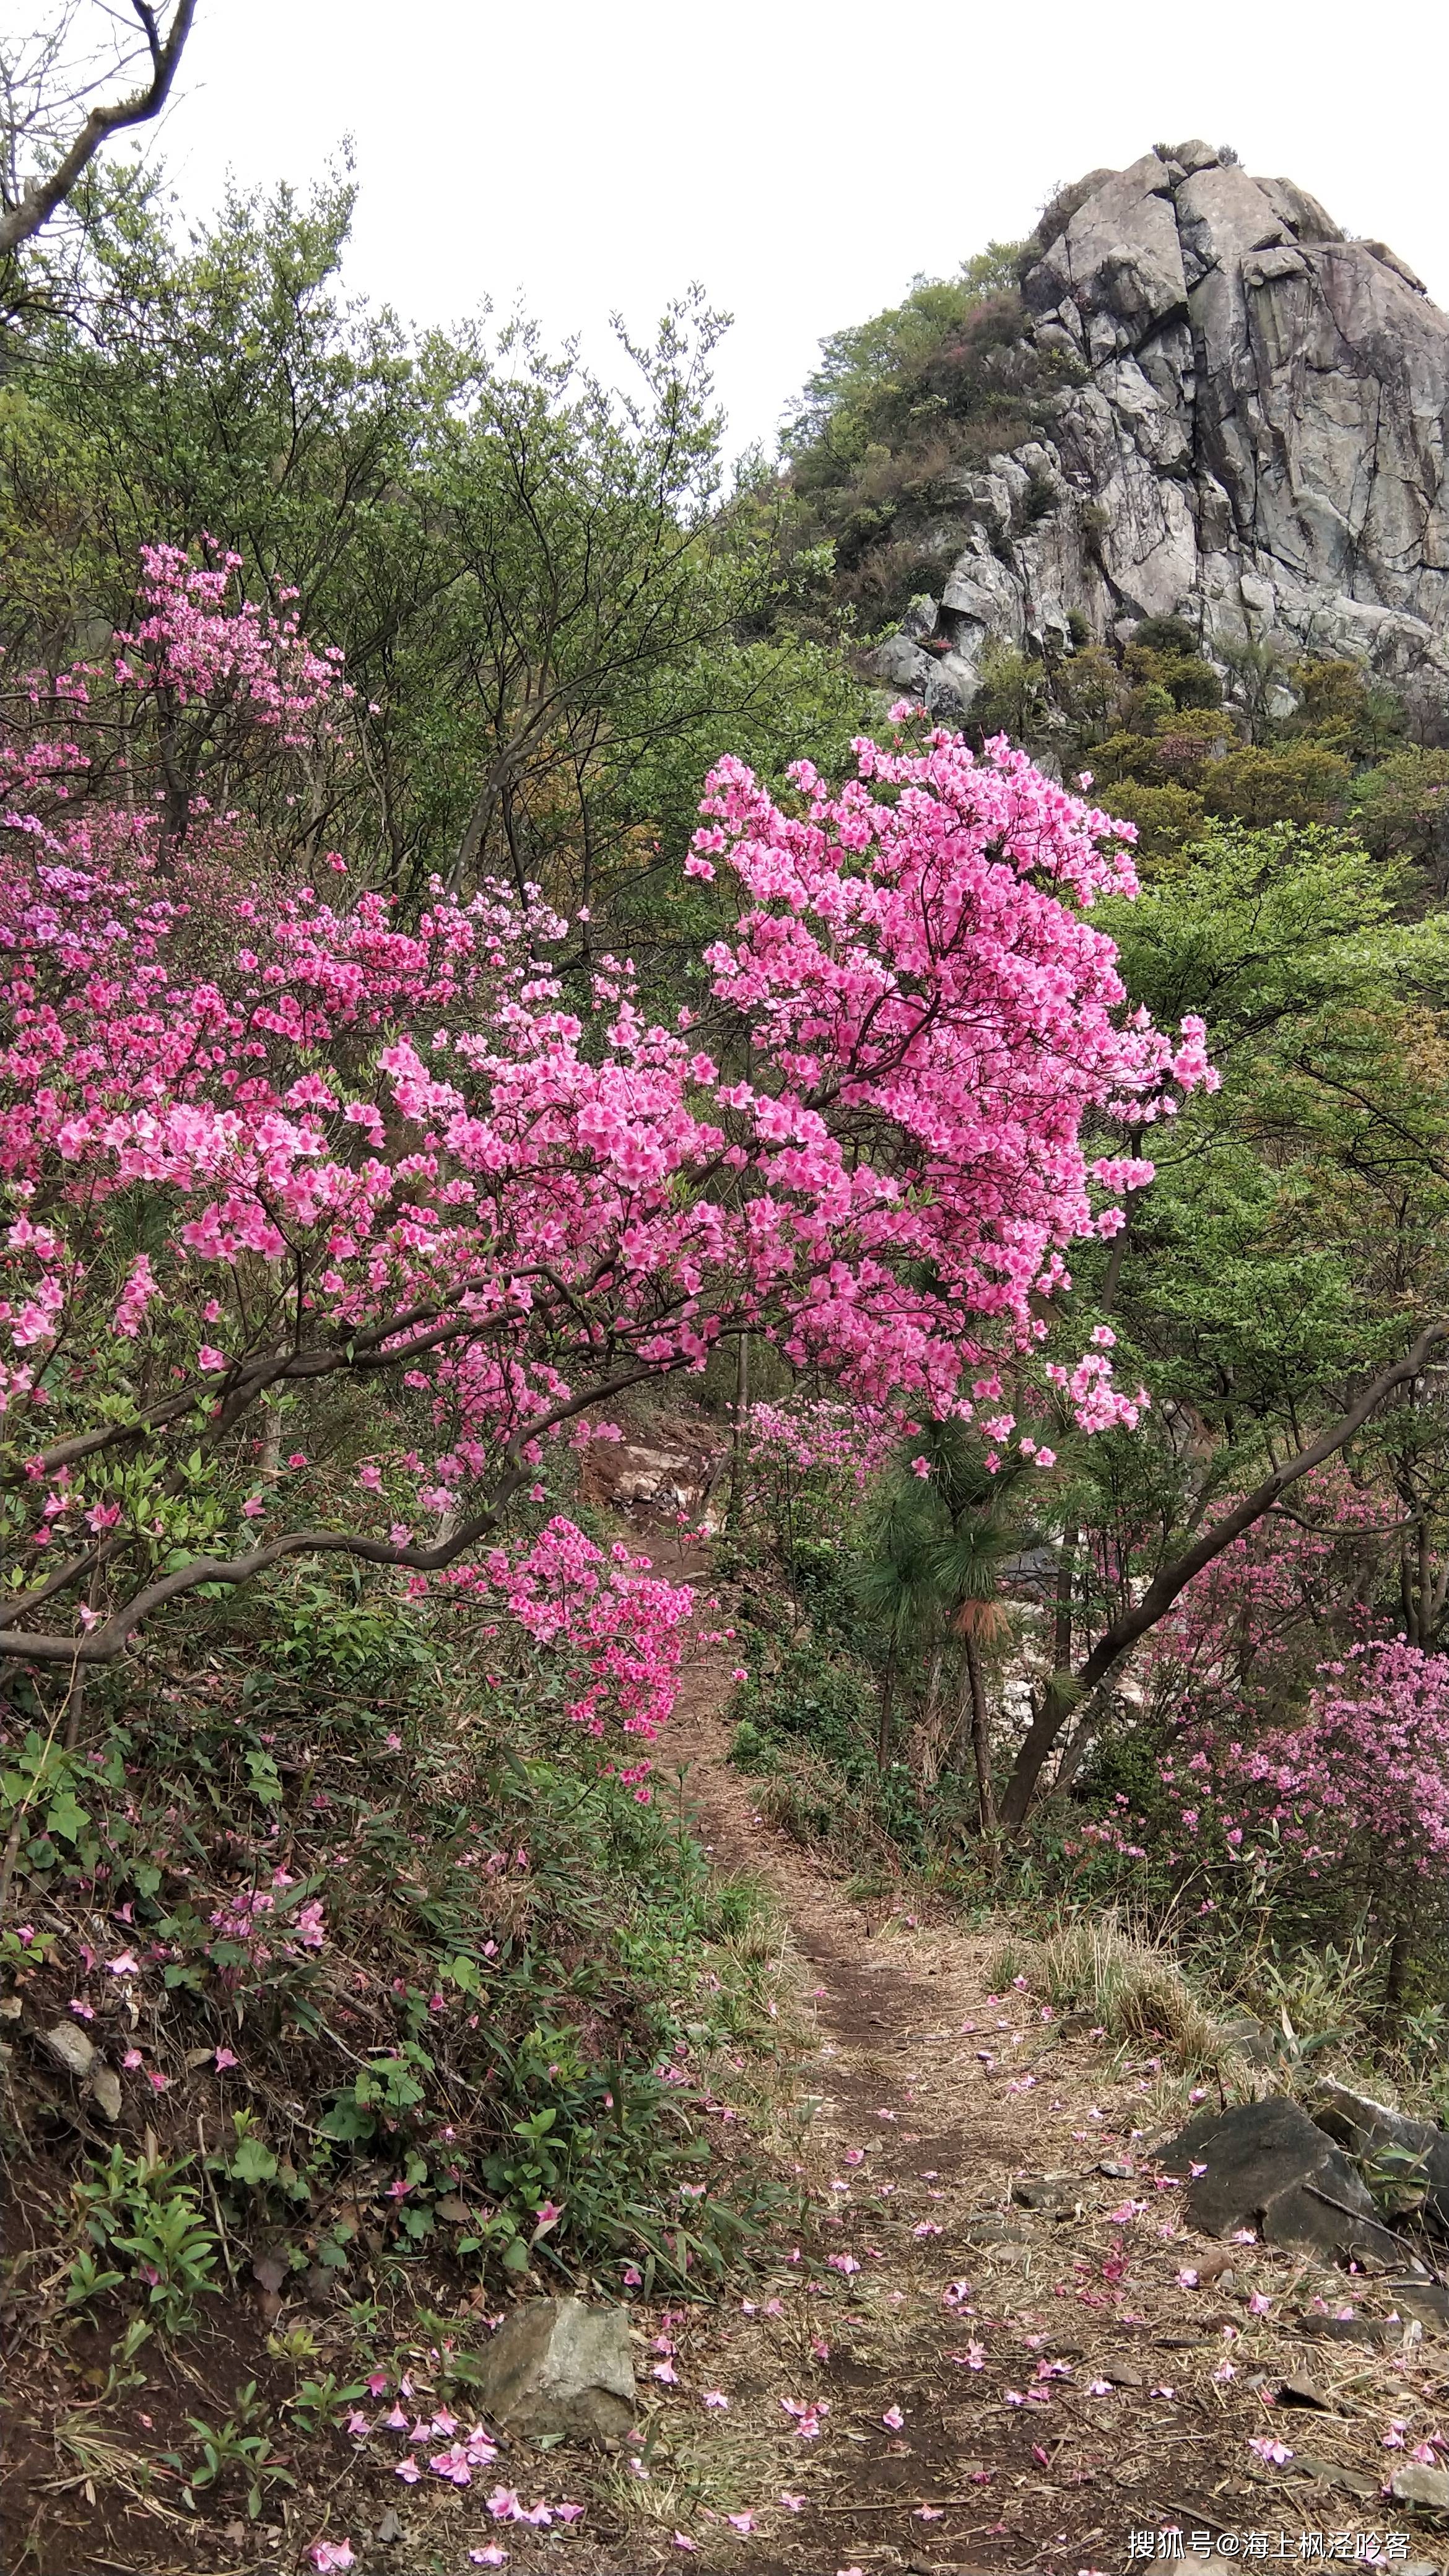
[610,1536,1445,2575]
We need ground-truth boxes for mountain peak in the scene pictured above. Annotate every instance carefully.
[872,152,1449,713]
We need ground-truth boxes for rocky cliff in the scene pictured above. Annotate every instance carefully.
[872,144,1449,712]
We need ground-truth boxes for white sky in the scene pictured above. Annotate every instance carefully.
[45,0,1449,455]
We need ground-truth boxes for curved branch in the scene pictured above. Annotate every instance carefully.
[0,2,197,258]
[998,1316,1449,1827]
[0,1361,663,1668]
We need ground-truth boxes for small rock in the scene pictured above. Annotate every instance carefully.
[1290,2455,1377,2498]
[88,2065,122,2122]
[41,2022,95,2080]
[1390,2460,1449,2509]
[185,2046,214,2071]
[1011,2173,1076,2209]
[0,1995,22,2021]
[1216,2016,1279,2068]
[1389,2279,1449,2334]
[1098,2359,1144,2387]
[472,2295,636,2446]
[375,2508,404,2544]
[962,2214,1031,2245]
[1277,2374,1334,2409]
[1097,2157,1135,2178]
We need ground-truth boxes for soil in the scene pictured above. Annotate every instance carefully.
[7,1486,1448,2572]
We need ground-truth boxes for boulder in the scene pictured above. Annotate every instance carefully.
[871,149,1449,700]
[1159,2099,1400,2263]
[472,2296,636,2447]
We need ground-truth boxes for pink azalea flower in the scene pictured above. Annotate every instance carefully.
[308,2546,355,2574]
[702,2390,729,2409]
[881,2404,905,2429]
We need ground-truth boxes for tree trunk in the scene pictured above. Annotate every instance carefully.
[726,1331,751,1531]
[1380,1900,1419,2034]
[914,1641,946,1793]
[1052,1528,1077,1674]
[962,1635,995,1832]
[877,1650,897,1771]
[998,1320,1449,1827]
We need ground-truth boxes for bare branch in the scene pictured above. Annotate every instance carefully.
[0,1,196,260]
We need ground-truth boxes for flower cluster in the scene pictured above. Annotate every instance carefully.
[0,561,1212,1666]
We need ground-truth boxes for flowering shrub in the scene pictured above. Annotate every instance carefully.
[0,570,1212,1671]
[1167,1636,1449,1881]
[481,1516,694,1785]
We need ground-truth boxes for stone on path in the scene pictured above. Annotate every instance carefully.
[1160,2099,1396,2262]
[473,2295,637,2445]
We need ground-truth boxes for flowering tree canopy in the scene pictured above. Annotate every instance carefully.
[0,566,1215,1669]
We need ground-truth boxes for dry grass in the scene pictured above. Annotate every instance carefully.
[1031,1914,1242,2079]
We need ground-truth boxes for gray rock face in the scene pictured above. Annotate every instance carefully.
[472,2296,636,2447]
[873,144,1449,708]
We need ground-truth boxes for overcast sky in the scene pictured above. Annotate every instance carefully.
[71,0,1449,455]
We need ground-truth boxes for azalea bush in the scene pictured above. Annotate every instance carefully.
[1,550,1214,1686]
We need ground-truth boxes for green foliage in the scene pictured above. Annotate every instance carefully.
[68,2143,220,2333]
[777,245,1077,630]
[0,173,866,962]
[7,1569,793,2333]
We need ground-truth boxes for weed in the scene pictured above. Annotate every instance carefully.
[69,2139,220,2331]
[167,2383,295,2519]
